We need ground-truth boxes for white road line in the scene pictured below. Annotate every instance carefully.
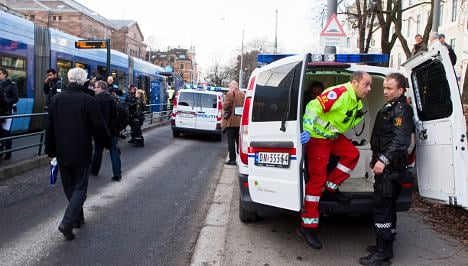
[0,143,190,266]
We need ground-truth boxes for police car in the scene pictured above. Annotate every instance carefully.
[171,88,223,140]
[236,47,468,222]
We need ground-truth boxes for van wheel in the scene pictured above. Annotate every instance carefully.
[172,131,180,137]
[239,196,258,223]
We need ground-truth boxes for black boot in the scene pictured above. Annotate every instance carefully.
[135,136,144,147]
[321,189,351,204]
[359,239,392,265]
[366,240,394,258]
[296,226,322,249]
[58,223,75,240]
[128,138,135,144]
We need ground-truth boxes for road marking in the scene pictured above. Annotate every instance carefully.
[0,143,189,265]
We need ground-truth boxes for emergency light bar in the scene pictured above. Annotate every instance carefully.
[257,54,295,66]
[257,53,389,67]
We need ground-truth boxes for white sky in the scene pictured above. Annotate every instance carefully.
[76,0,326,75]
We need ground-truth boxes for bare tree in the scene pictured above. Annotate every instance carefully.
[205,62,231,87]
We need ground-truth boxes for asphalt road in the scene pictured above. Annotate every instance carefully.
[0,125,226,265]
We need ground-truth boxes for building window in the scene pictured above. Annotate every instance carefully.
[450,38,456,50]
[440,4,444,25]
[416,15,421,33]
[406,20,411,38]
[452,0,457,22]
[180,63,184,70]
[30,15,35,20]
[59,16,62,21]
[397,53,401,69]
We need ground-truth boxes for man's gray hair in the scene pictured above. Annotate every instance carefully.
[96,80,108,90]
[429,31,439,39]
[67,67,88,85]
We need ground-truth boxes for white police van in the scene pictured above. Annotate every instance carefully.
[237,47,468,222]
[171,89,223,140]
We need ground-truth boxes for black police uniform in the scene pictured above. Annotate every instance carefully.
[366,95,414,261]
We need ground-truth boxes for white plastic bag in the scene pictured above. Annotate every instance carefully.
[50,157,58,185]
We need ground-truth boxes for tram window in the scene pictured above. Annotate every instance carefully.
[97,66,106,77]
[118,71,127,92]
[1,55,27,97]
[75,62,88,69]
[57,59,72,84]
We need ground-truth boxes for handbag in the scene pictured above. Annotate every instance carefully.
[223,92,235,119]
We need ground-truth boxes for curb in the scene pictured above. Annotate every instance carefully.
[0,121,170,180]
[190,161,236,265]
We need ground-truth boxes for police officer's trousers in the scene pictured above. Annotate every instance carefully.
[301,134,359,228]
[373,172,402,241]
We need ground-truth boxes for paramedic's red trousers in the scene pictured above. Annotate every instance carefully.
[301,134,359,228]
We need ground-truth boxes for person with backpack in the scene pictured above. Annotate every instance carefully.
[90,81,122,182]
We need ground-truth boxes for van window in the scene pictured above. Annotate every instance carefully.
[411,59,453,121]
[200,94,217,108]
[178,91,197,107]
[252,62,301,122]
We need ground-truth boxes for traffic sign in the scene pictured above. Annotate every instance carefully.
[320,13,347,47]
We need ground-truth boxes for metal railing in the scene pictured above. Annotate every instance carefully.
[0,104,173,159]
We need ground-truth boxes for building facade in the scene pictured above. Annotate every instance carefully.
[152,47,198,84]
[2,0,147,60]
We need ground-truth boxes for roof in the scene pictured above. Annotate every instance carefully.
[106,19,136,29]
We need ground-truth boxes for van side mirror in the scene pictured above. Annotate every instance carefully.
[234,106,243,116]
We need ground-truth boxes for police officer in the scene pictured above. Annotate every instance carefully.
[299,71,372,249]
[359,73,414,266]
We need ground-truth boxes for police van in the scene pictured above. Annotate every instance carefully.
[237,47,468,222]
[171,89,223,140]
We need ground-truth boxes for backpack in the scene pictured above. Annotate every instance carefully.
[115,100,130,132]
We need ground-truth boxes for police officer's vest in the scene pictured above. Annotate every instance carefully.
[303,82,364,139]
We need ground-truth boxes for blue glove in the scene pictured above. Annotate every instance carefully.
[300,131,310,144]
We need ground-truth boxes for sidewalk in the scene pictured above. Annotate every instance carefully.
[0,119,170,180]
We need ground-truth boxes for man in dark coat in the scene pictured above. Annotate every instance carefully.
[0,67,19,160]
[43,68,64,108]
[45,68,111,240]
[90,80,122,181]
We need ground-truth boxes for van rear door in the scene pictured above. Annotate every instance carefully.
[247,56,305,211]
[175,91,197,129]
[196,93,218,131]
[403,46,468,208]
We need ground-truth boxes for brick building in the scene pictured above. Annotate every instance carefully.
[152,47,198,84]
[2,0,147,59]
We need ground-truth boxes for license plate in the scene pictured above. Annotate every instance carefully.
[255,152,290,168]
[178,112,194,118]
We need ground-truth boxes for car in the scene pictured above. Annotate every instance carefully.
[171,89,223,140]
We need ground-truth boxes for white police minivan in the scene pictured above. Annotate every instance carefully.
[171,89,223,140]
[237,47,468,222]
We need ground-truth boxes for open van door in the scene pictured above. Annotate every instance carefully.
[402,46,468,208]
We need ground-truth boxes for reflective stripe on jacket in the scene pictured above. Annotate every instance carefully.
[303,82,363,139]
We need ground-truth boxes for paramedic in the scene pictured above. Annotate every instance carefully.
[299,71,372,249]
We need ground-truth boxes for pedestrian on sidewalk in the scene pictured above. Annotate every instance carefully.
[222,80,245,166]
[43,68,64,109]
[359,73,414,266]
[130,89,146,147]
[45,67,111,240]
[439,34,457,65]
[0,67,19,160]
[90,81,122,181]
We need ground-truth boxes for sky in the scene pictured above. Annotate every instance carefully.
[76,0,326,76]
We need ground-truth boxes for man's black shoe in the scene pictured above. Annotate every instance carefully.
[359,251,392,266]
[321,189,351,204]
[73,217,85,229]
[111,175,122,182]
[296,226,322,249]
[128,138,135,144]
[225,160,236,166]
[58,223,75,240]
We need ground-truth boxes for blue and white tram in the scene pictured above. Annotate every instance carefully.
[0,10,167,132]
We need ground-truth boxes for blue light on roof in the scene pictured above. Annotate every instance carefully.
[257,54,295,66]
[335,54,389,63]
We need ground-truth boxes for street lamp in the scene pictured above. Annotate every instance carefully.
[239,29,244,89]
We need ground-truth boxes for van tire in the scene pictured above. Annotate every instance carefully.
[239,197,258,223]
[172,130,180,137]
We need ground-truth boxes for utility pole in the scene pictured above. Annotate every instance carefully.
[274,9,278,54]
[324,0,337,54]
[239,29,244,89]
[432,0,441,33]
